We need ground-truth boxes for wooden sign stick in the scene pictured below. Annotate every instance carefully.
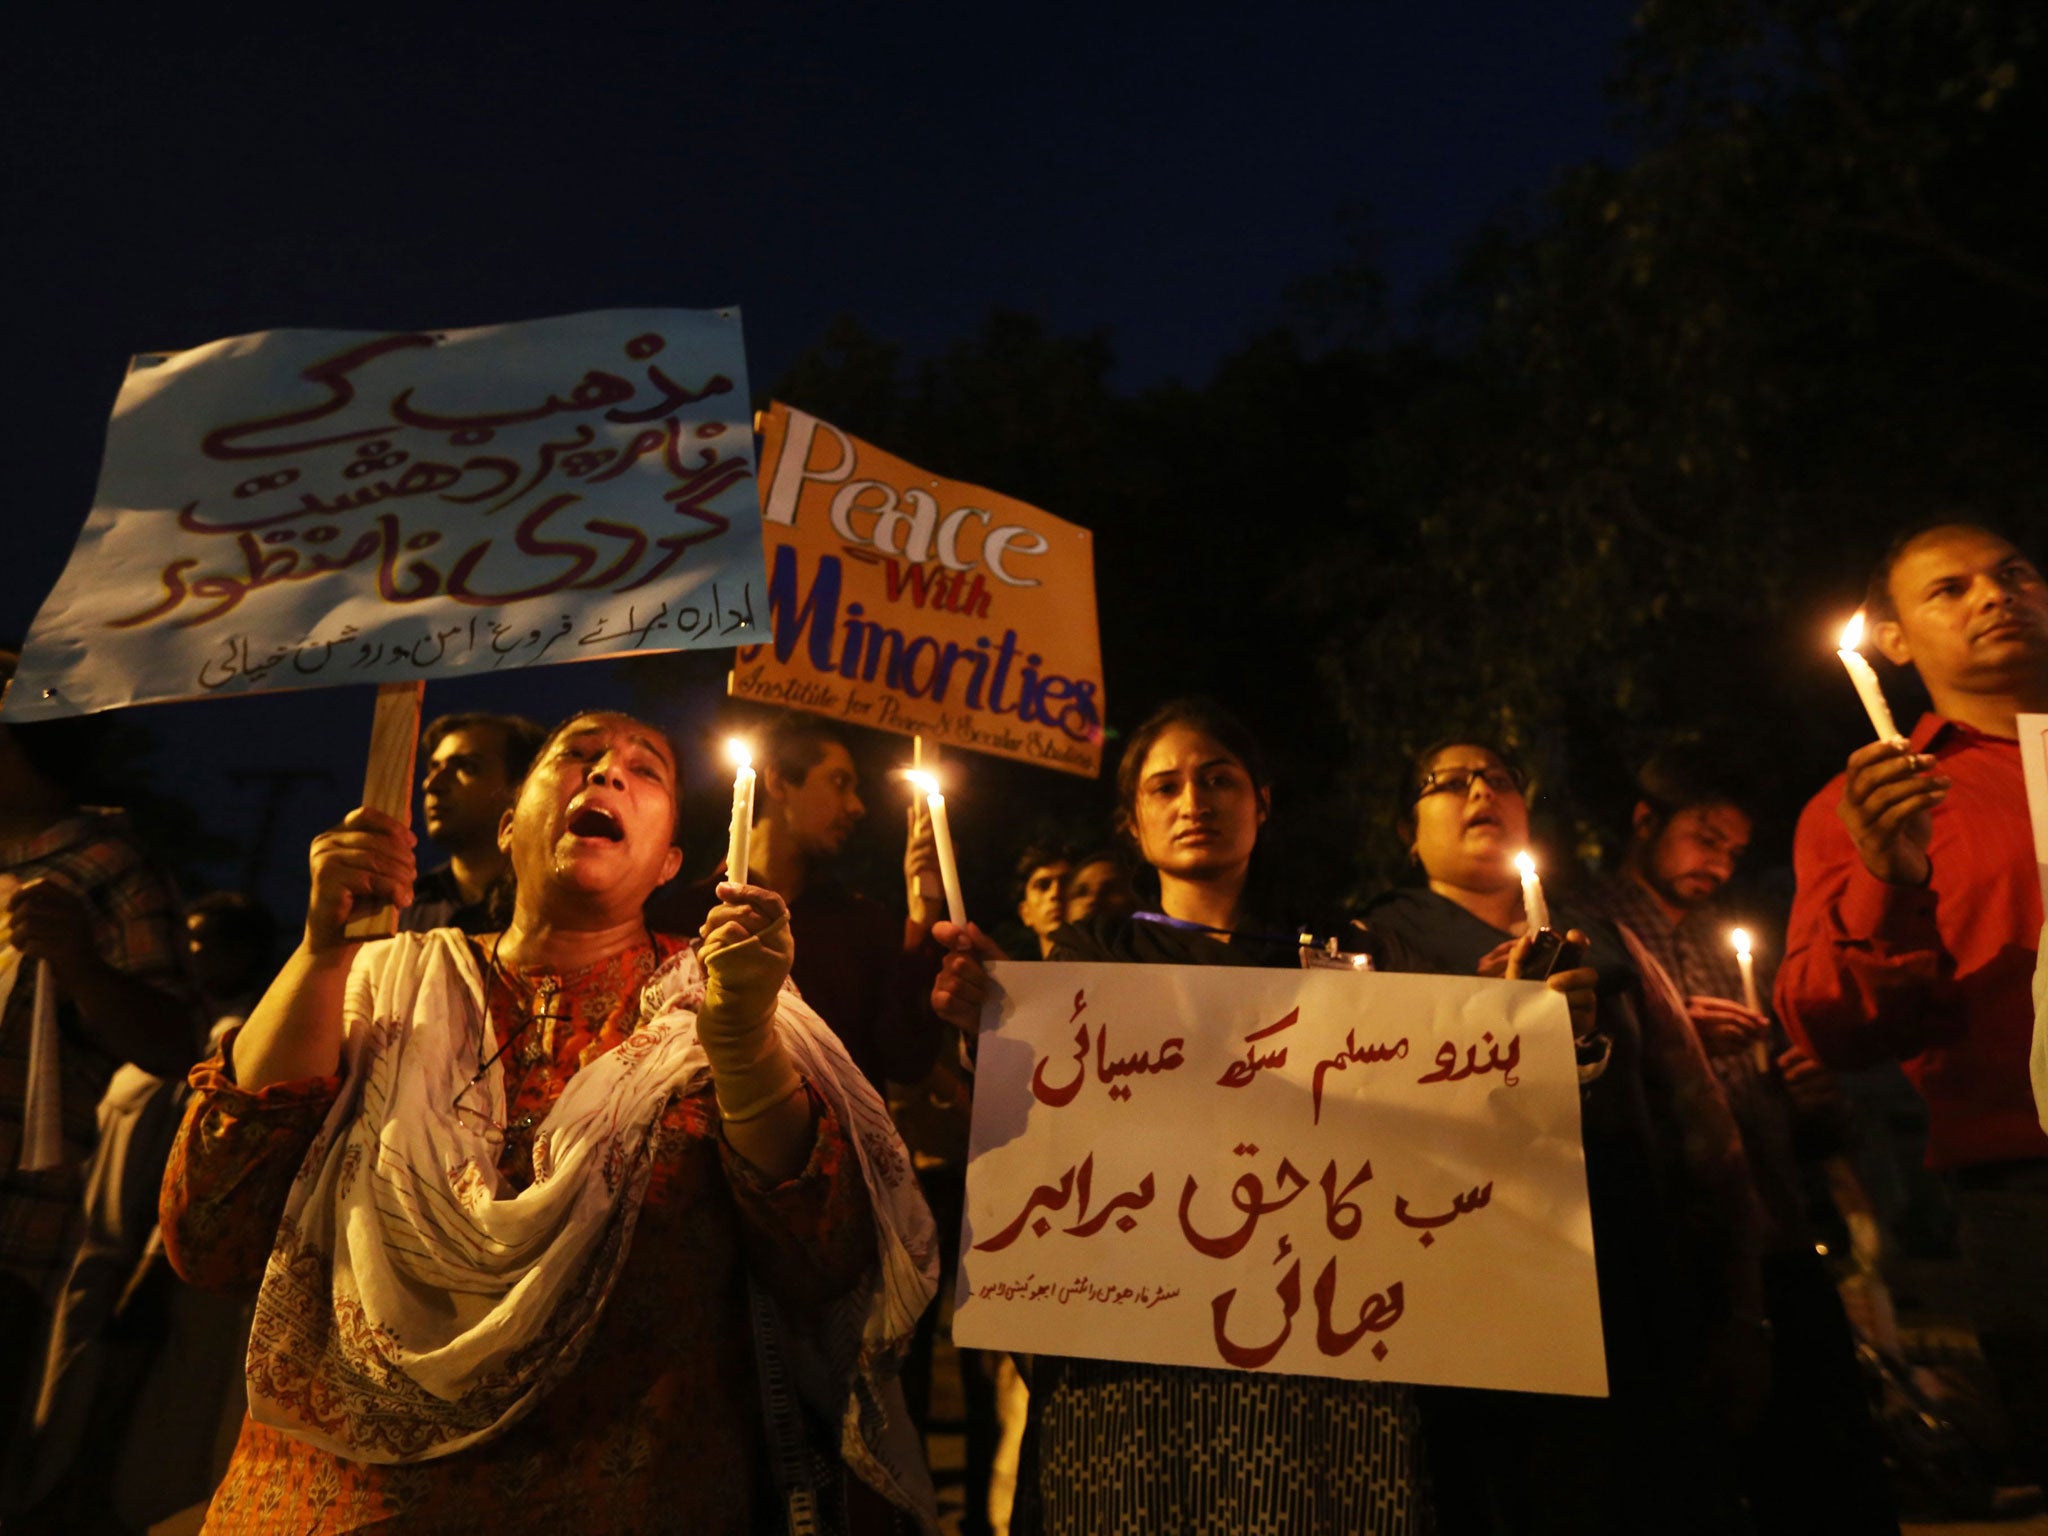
[344,680,426,941]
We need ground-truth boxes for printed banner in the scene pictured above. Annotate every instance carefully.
[729,403,1105,776]
[4,309,762,719]
[952,962,1606,1395]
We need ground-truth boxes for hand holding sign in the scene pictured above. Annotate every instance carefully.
[305,808,416,954]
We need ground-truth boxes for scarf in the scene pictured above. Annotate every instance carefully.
[245,929,938,1524]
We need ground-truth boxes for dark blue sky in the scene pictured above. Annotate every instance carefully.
[3,3,1635,909]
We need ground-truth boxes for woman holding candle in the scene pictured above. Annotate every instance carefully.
[158,711,938,1535]
[1360,738,1764,1535]
[930,700,1597,1535]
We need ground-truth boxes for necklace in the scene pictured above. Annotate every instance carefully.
[453,924,659,1115]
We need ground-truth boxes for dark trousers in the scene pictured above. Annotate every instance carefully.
[1955,1160,2048,1491]
[1742,1248,1896,1533]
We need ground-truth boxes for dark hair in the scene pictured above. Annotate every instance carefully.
[758,714,847,803]
[1072,847,1129,877]
[0,648,118,805]
[1112,698,1271,849]
[1863,519,2019,622]
[1011,841,1076,904]
[187,890,277,966]
[421,712,548,783]
[1632,745,1754,825]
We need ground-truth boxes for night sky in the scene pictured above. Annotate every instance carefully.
[4,4,1635,915]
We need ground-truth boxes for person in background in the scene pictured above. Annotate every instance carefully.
[0,650,194,1489]
[1778,520,2048,1495]
[401,712,546,935]
[23,892,281,1532]
[1579,746,1893,1533]
[1004,843,1072,960]
[1363,738,1764,1534]
[648,712,944,1093]
[930,699,1599,1534]
[1061,848,1134,927]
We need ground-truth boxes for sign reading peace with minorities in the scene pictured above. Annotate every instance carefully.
[3,309,762,720]
[952,963,1608,1395]
[729,403,1106,777]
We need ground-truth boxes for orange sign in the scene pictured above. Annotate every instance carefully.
[731,403,1105,777]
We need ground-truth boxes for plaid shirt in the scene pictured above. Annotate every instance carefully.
[1,808,189,1293]
[1580,871,1815,1251]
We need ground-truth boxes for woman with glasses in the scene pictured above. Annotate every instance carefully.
[1360,739,1764,1536]
[931,702,1595,1535]
[158,711,936,1536]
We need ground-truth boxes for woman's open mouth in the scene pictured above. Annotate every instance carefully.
[566,804,625,842]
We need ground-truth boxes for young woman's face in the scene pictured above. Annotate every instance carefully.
[1130,725,1267,883]
[1408,745,1528,893]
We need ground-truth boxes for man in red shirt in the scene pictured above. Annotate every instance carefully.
[1778,522,2048,1490]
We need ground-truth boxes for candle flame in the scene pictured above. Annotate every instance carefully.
[1513,850,1536,878]
[1731,927,1752,959]
[905,769,941,797]
[1839,610,1866,652]
[725,738,752,772]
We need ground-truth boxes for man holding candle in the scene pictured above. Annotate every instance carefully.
[1582,748,1891,1531]
[647,713,946,1093]
[1779,521,2048,1492]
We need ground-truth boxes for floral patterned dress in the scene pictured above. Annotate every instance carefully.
[160,932,876,1535]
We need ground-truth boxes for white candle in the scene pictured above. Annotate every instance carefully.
[1732,927,1769,1073]
[1514,850,1550,934]
[724,738,755,885]
[1836,611,1903,742]
[1731,928,1761,1014]
[907,769,967,928]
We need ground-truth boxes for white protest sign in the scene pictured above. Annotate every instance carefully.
[5,309,762,720]
[2019,714,2048,910]
[953,962,1606,1396]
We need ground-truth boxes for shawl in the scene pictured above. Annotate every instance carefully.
[245,929,938,1526]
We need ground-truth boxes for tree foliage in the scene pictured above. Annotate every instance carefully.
[766,0,2048,911]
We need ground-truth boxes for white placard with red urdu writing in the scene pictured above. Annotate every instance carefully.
[953,961,1606,1395]
[4,308,763,720]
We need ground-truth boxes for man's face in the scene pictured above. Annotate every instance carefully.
[421,726,519,852]
[1636,801,1751,912]
[186,911,254,998]
[1879,528,2048,695]
[1018,862,1072,940]
[779,742,865,858]
[1066,858,1134,923]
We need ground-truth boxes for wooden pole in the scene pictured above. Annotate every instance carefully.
[344,681,426,941]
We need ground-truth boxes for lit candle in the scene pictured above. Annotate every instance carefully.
[1732,927,1769,1073]
[1514,850,1550,934]
[724,738,755,885]
[1731,928,1761,1014]
[906,769,967,928]
[1836,611,1903,743]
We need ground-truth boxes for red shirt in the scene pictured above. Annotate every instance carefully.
[1777,713,2048,1170]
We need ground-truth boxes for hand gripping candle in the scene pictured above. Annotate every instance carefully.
[1836,611,1903,743]
[724,739,755,885]
[906,770,967,929]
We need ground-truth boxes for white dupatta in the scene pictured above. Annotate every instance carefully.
[245,930,938,1526]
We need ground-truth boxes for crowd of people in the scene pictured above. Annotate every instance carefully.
[0,518,2045,1534]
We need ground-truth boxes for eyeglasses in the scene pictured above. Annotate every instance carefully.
[1414,765,1524,803]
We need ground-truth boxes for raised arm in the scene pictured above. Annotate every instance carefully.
[232,807,415,1089]
[1775,757,1962,1069]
